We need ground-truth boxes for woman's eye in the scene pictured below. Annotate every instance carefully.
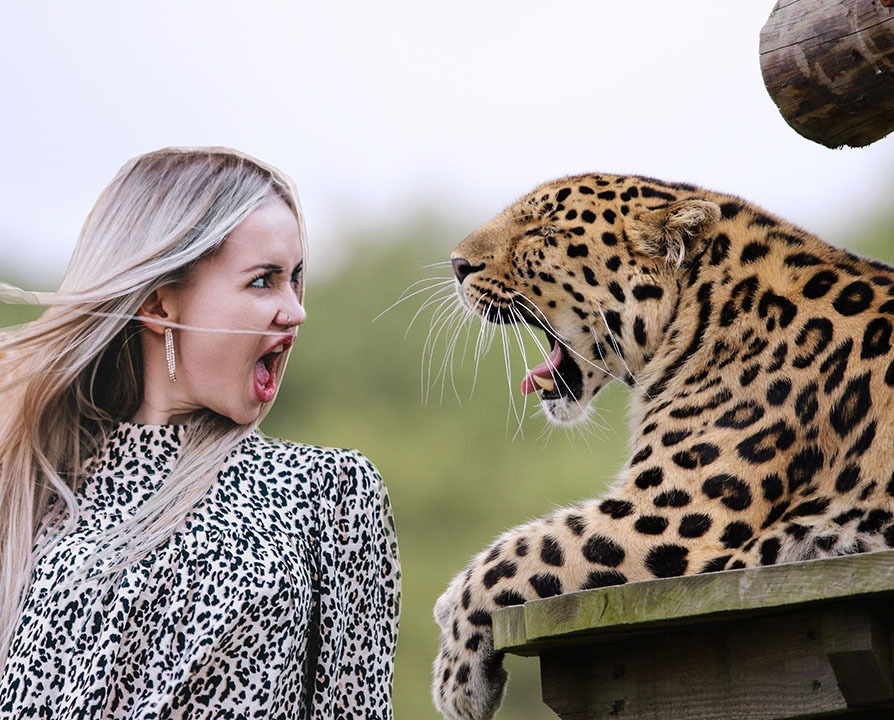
[249,274,272,288]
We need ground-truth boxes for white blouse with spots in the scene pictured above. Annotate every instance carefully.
[0,423,401,719]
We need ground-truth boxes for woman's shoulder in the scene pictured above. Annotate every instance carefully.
[237,432,383,499]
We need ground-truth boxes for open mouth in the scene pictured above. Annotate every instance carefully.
[253,337,292,403]
[461,292,584,403]
[520,332,583,401]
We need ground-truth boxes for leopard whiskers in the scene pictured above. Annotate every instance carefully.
[497,311,525,434]
[422,294,467,404]
[377,276,456,326]
[511,305,592,419]
[432,303,472,405]
[506,307,534,440]
[509,290,620,384]
[472,298,497,394]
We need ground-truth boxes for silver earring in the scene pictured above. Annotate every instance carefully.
[164,327,177,382]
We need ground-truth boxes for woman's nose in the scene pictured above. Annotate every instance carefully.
[275,302,306,328]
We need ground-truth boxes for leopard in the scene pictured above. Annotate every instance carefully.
[431,172,894,720]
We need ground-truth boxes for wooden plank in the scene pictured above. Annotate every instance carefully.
[492,604,527,651]
[822,608,894,707]
[538,608,871,720]
[494,550,894,655]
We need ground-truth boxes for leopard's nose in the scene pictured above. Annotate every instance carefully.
[452,257,484,284]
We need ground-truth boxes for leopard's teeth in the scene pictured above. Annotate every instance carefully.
[533,375,555,392]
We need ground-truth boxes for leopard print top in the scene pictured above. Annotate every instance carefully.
[0,423,400,719]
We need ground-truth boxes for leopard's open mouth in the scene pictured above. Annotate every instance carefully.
[461,291,584,403]
[521,332,583,401]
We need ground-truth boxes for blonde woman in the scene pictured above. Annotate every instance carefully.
[0,147,400,718]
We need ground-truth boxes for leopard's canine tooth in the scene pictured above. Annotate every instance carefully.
[533,375,555,392]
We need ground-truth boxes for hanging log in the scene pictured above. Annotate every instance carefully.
[760,0,894,148]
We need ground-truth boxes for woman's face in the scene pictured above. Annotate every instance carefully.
[140,198,306,425]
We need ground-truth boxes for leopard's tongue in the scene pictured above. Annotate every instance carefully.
[521,341,563,395]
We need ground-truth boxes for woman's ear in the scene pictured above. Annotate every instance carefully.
[629,199,721,268]
[138,288,176,335]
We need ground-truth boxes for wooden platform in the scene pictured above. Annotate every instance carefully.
[493,550,894,719]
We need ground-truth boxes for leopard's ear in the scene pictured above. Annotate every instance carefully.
[629,199,721,268]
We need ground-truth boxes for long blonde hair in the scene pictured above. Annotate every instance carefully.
[0,147,307,667]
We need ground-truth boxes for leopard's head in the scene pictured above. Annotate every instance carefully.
[451,174,720,425]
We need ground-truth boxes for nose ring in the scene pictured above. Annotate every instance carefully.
[287,314,292,327]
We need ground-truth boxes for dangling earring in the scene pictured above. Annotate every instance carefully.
[164,327,177,382]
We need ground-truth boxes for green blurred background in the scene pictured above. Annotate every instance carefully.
[2,209,892,719]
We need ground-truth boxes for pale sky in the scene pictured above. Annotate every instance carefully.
[1,1,892,285]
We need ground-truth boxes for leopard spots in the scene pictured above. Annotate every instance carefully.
[736,421,796,464]
[715,401,764,429]
[741,243,770,264]
[644,544,689,578]
[540,536,565,566]
[635,467,664,489]
[761,474,784,501]
[833,281,874,316]
[529,573,562,598]
[720,521,753,548]
[830,372,872,437]
[802,270,838,299]
[582,534,625,567]
[494,590,525,607]
[820,339,853,393]
[766,378,792,405]
[672,443,720,470]
[792,318,833,368]
[582,570,627,589]
[600,499,635,518]
[785,253,823,267]
[759,538,781,565]
[662,430,692,446]
[710,234,731,265]
[634,516,669,535]
[565,514,586,536]
[861,317,892,359]
[654,489,692,507]
[786,446,824,493]
[702,474,752,511]
[483,560,518,589]
[758,291,797,331]
[437,172,894,720]
[678,513,712,538]
[795,382,820,424]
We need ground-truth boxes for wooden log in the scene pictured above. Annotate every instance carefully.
[759,0,894,148]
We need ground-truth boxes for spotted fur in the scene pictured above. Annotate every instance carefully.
[433,173,894,720]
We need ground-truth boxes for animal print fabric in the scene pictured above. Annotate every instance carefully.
[0,423,400,719]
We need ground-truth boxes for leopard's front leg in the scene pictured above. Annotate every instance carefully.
[431,501,644,720]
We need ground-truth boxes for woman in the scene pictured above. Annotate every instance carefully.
[0,147,400,718]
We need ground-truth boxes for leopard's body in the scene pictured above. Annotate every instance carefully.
[432,173,894,720]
